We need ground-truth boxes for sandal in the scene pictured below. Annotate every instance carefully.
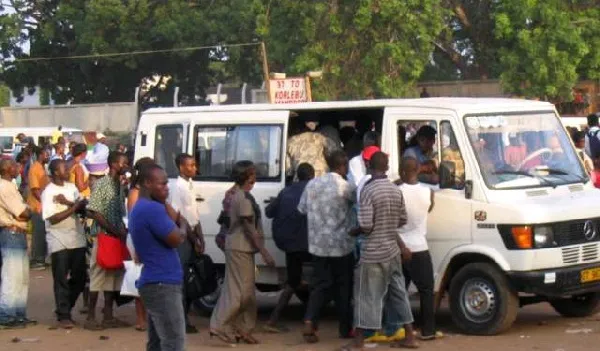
[83,320,104,331]
[302,321,319,343]
[235,332,260,344]
[102,318,130,329]
[419,331,444,341]
[135,325,147,332]
[209,329,236,344]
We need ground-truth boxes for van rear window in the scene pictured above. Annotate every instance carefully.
[194,124,282,181]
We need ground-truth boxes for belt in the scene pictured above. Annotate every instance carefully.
[4,225,27,234]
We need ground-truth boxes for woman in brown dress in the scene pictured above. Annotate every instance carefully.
[209,161,276,344]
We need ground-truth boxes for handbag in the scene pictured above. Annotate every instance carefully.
[96,232,129,270]
[184,254,218,300]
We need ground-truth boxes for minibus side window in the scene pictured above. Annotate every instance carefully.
[440,121,466,190]
[154,125,184,178]
[193,124,282,181]
[397,120,438,185]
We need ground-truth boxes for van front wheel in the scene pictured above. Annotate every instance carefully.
[449,262,518,335]
[550,293,600,318]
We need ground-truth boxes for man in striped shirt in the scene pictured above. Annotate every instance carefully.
[344,152,418,350]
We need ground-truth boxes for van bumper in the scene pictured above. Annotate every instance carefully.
[507,262,600,297]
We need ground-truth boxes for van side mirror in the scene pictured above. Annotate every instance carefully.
[465,180,473,199]
[439,161,456,189]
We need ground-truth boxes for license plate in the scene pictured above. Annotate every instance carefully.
[581,268,600,283]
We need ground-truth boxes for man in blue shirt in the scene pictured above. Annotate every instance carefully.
[265,163,314,332]
[129,164,186,351]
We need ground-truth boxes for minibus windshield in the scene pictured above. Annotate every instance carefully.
[465,112,588,189]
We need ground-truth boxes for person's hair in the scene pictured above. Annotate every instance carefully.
[326,150,348,170]
[369,152,388,172]
[34,146,46,159]
[15,151,29,163]
[48,159,65,176]
[0,159,13,176]
[363,131,380,148]
[58,125,63,131]
[408,125,437,147]
[108,151,126,167]
[232,160,256,186]
[588,113,599,127]
[175,153,194,169]
[402,156,419,174]
[72,143,87,158]
[573,130,586,144]
[296,163,315,181]
[16,133,25,140]
[131,157,155,188]
[137,163,164,188]
[339,126,356,145]
[54,142,64,150]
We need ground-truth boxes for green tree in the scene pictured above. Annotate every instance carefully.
[258,0,446,100]
[494,0,599,101]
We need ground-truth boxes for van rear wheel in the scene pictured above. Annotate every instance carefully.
[550,292,600,318]
[449,262,518,335]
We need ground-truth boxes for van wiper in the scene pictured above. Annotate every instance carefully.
[535,167,588,184]
[492,170,557,188]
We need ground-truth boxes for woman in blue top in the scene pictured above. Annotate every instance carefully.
[403,125,439,184]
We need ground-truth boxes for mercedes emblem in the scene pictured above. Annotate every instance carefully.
[583,220,597,241]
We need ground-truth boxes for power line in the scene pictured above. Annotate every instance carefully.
[13,42,261,62]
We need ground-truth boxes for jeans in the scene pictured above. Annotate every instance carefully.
[354,254,413,330]
[51,248,87,321]
[0,229,29,324]
[140,283,186,351]
[30,212,47,264]
[383,250,435,336]
[304,253,354,337]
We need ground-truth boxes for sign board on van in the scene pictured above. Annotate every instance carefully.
[268,77,311,104]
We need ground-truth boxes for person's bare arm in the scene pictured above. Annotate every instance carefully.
[429,189,435,213]
[16,208,31,221]
[126,188,139,213]
[86,210,126,238]
[47,201,84,225]
[74,166,88,193]
[31,188,42,202]
[163,227,185,248]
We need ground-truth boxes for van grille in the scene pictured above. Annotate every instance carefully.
[553,218,600,246]
[562,243,600,264]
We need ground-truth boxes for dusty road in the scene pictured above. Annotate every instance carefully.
[1,270,599,351]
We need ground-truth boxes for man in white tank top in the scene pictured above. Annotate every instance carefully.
[396,156,441,341]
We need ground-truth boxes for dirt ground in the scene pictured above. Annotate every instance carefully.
[2,270,600,351]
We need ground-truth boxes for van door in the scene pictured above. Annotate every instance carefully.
[187,110,288,281]
[384,108,472,288]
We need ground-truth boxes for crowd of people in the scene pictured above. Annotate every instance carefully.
[0,121,446,351]
[569,112,600,187]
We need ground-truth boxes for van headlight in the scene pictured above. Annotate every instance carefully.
[533,226,556,248]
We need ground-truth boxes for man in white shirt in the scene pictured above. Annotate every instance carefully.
[348,131,380,187]
[397,156,439,341]
[168,153,205,334]
[42,159,88,329]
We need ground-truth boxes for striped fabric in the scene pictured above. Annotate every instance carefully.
[358,178,407,264]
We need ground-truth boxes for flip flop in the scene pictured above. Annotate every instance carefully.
[419,331,444,341]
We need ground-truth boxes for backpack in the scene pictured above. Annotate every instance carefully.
[184,254,218,300]
[588,129,600,158]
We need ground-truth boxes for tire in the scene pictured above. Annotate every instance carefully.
[193,265,224,316]
[550,292,600,318]
[449,262,519,335]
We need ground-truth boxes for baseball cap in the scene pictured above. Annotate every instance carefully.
[362,146,381,161]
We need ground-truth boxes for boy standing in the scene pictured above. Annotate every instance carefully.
[42,159,87,328]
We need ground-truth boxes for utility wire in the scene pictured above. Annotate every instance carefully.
[13,42,261,62]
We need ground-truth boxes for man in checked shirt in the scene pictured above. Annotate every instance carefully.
[343,152,418,350]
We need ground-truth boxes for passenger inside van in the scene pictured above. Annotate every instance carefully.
[403,125,439,184]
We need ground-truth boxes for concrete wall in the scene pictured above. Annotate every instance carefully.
[0,102,138,132]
